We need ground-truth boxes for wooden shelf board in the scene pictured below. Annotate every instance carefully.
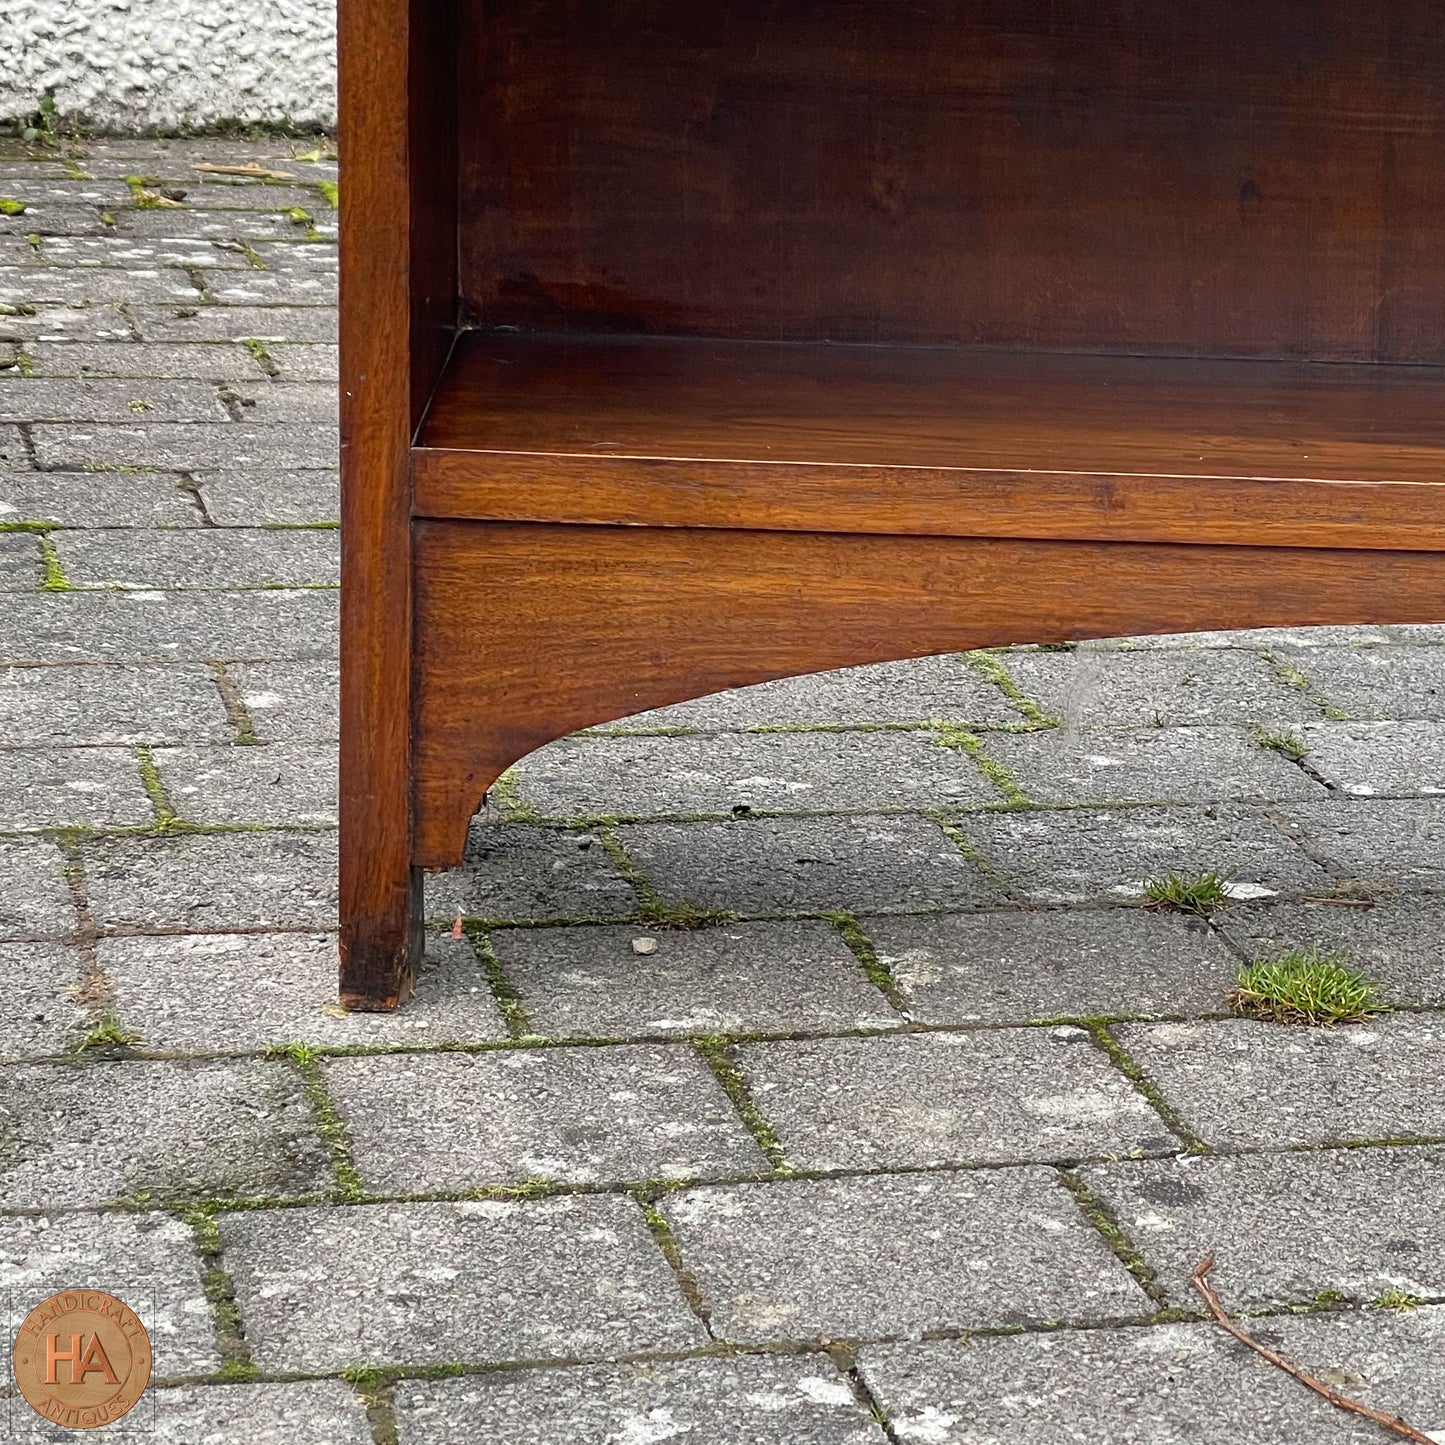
[413,331,1445,549]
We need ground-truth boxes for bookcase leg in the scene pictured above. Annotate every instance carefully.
[339,860,423,1011]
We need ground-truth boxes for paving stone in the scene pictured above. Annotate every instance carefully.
[394,1355,887,1445]
[662,1170,1149,1341]
[228,658,338,741]
[0,531,42,589]
[0,835,75,939]
[613,815,1003,915]
[0,265,202,306]
[0,662,231,744]
[1114,1016,1445,1150]
[255,341,338,381]
[193,467,339,525]
[1091,625,1395,651]
[1218,896,1445,1007]
[206,271,336,306]
[225,380,337,428]
[130,303,338,342]
[34,234,257,269]
[219,1196,706,1370]
[1293,720,1445,797]
[869,908,1236,1023]
[56,527,337,589]
[180,184,333,213]
[0,182,133,207]
[0,747,152,829]
[1385,622,1445,646]
[0,377,227,423]
[621,655,1020,730]
[25,339,266,379]
[0,204,113,238]
[955,804,1326,904]
[858,1309,1445,1445]
[249,241,339,272]
[424,823,638,923]
[1,469,204,526]
[0,587,338,663]
[741,1030,1169,1169]
[981,726,1323,805]
[91,1380,374,1445]
[33,420,338,471]
[1000,648,1316,728]
[0,422,29,466]
[0,942,89,1060]
[494,920,900,1038]
[513,729,1005,818]
[0,1058,330,1208]
[1279,798,1445,889]
[0,304,137,347]
[1281,644,1445,721]
[1080,1146,1445,1309]
[0,1212,218,1377]
[329,1044,768,1191]
[100,932,508,1052]
[154,743,337,825]
[114,210,317,242]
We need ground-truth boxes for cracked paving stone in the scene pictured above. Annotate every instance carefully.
[662,1170,1150,1342]
[0,662,231,745]
[394,1354,888,1445]
[1112,1016,1445,1150]
[219,1196,707,1371]
[251,342,338,382]
[612,815,1003,915]
[1292,720,1445,797]
[869,908,1236,1023]
[423,823,638,924]
[1080,1146,1445,1310]
[0,377,229,424]
[327,1043,768,1192]
[0,747,152,829]
[0,1058,331,1208]
[99,932,507,1052]
[129,303,338,343]
[227,658,338,741]
[858,1308,1445,1445]
[23,340,269,380]
[1281,644,1445,721]
[493,920,901,1038]
[513,729,1005,817]
[55,526,339,588]
[953,804,1325,904]
[1217,896,1445,1008]
[111,1380,374,1444]
[0,1212,218,1377]
[0,423,30,469]
[1,469,205,526]
[0,943,90,1060]
[738,1030,1170,1170]
[154,743,336,825]
[0,835,77,939]
[979,726,1323,806]
[192,468,339,525]
[225,381,337,428]
[0,531,43,589]
[1277,798,1445,889]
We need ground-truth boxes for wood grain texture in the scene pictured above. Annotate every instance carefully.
[412,521,1445,866]
[457,0,1445,360]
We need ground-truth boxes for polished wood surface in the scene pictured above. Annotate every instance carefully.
[413,521,1445,866]
[415,332,1445,547]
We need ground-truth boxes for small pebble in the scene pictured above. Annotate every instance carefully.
[631,936,658,956]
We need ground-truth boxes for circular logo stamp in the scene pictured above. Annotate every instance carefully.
[11,1290,151,1430]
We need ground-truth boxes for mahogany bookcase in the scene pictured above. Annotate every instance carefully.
[338,0,1445,1009]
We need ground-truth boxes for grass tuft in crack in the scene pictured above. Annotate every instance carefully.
[694,1037,789,1172]
[268,1043,368,1199]
[827,910,909,1013]
[185,1207,257,1381]
[1250,725,1310,762]
[1228,947,1384,1026]
[1371,1289,1422,1311]
[1141,870,1229,917]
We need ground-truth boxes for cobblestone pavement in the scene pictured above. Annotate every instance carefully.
[2,137,1445,1444]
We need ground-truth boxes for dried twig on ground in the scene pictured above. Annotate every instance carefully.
[191,163,297,181]
[1190,1257,1435,1444]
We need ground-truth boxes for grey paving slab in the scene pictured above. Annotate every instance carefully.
[1279,798,1445,889]
[0,205,115,238]
[0,423,29,469]
[207,271,336,305]
[179,184,333,213]
[0,662,231,744]
[1001,648,1316,728]
[0,746,152,828]
[0,377,227,423]
[1114,1016,1445,1150]
[228,658,338,741]
[0,587,338,663]
[859,1309,1445,1445]
[129,303,338,342]
[394,1355,887,1445]
[100,932,508,1052]
[494,920,901,1038]
[223,380,337,427]
[0,1212,218,1377]
[1294,720,1445,797]
[33,420,338,471]
[955,804,1325,904]
[328,1043,768,1191]
[0,942,90,1060]
[424,824,638,924]
[25,340,267,379]
[0,531,42,589]
[0,265,202,306]
[620,655,1020,730]
[219,1196,706,1370]
[1080,1146,1445,1310]
[0,1058,331,1208]
[1091,625,1395,651]
[1385,622,1445,645]
[55,526,338,589]
[869,908,1237,1023]
[154,743,336,825]
[663,1170,1150,1341]
[982,726,1323,805]
[0,835,76,939]
[1,468,204,526]
[513,729,1005,818]
[114,210,319,242]
[192,467,339,525]
[613,815,1003,915]
[249,241,339,272]
[252,341,338,381]
[1218,896,1445,1007]
[1284,644,1445,720]
[0,303,135,344]
[81,1381,374,1445]
[738,1030,1170,1169]
[32,234,257,268]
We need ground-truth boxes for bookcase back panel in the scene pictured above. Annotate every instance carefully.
[456,0,1445,360]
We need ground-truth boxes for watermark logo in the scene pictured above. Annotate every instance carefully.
[11,1291,150,1430]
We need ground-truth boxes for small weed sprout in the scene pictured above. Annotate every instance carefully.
[1229,946,1384,1026]
[1142,870,1230,916]
[1252,725,1310,761]
[1371,1289,1421,1311]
